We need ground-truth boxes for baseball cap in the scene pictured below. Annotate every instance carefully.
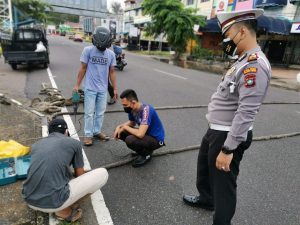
[48,118,68,134]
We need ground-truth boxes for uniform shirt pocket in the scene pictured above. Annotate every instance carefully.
[217,80,230,98]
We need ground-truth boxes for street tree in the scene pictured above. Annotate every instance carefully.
[142,0,205,59]
[111,1,123,15]
[12,0,51,23]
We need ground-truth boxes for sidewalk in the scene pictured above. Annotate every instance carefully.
[149,54,300,92]
[271,67,300,92]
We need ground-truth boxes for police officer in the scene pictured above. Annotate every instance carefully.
[183,9,271,225]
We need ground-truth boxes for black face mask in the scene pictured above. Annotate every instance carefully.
[222,31,240,57]
[123,106,132,114]
[97,46,106,52]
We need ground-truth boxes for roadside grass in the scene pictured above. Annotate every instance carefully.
[131,50,171,57]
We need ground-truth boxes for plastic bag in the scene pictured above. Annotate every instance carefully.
[34,41,47,52]
[0,140,30,159]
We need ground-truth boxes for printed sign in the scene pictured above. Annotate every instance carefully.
[291,23,300,34]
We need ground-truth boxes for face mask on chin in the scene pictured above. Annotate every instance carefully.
[222,31,240,57]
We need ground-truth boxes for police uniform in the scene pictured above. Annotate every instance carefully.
[184,9,272,225]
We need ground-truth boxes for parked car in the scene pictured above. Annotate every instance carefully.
[1,28,50,70]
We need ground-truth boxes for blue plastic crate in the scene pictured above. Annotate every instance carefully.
[16,155,31,179]
[0,158,17,186]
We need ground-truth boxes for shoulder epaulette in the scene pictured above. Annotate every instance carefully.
[247,53,259,62]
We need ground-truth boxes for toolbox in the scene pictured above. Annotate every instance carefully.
[0,155,31,185]
[15,155,31,179]
[0,157,17,186]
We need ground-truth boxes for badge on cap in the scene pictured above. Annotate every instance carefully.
[244,74,256,88]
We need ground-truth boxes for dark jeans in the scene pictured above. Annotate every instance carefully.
[108,78,114,99]
[120,131,163,156]
[196,128,252,225]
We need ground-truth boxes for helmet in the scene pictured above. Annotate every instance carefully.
[92,26,112,51]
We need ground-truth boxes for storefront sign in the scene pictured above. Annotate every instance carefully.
[291,22,300,34]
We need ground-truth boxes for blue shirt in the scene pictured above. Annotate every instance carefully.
[113,45,122,56]
[80,46,116,92]
[128,104,165,142]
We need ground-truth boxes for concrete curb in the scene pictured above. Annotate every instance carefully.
[150,56,300,92]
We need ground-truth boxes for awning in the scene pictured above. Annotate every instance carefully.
[290,0,300,4]
[199,16,292,35]
[199,18,221,33]
[254,0,288,8]
[257,15,292,35]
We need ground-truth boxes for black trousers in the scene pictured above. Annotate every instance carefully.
[107,78,114,99]
[120,131,163,156]
[196,128,252,225]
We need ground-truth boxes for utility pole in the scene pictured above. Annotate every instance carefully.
[0,0,13,32]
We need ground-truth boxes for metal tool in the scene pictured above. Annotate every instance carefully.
[72,91,80,121]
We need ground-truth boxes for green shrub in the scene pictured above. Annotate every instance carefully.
[191,45,214,60]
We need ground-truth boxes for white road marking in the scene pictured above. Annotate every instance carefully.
[10,99,22,106]
[154,69,187,80]
[46,68,113,225]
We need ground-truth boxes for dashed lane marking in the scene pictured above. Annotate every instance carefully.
[154,69,187,80]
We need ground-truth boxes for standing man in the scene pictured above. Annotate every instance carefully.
[23,118,108,223]
[74,27,117,146]
[183,9,271,225]
[114,89,165,167]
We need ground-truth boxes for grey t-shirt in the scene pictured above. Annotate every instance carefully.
[22,132,84,208]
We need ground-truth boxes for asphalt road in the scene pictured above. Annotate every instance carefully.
[25,36,300,225]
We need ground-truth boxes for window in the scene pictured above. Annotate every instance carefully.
[187,0,194,5]
[16,31,41,41]
[200,0,209,2]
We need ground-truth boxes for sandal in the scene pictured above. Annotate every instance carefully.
[93,133,110,141]
[56,208,82,223]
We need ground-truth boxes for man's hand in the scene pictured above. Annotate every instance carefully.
[114,89,118,101]
[216,151,233,172]
[73,85,79,92]
[114,125,123,140]
[116,126,125,139]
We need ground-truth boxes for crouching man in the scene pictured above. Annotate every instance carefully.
[114,89,165,167]
[22,118,108,223]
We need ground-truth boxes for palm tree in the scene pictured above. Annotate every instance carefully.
[110,2,123,34]
[111,2,123,15]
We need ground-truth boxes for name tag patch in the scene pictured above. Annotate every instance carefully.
[244,74,256,88]
[243,67,257,75]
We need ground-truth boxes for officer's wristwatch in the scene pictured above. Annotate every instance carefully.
[221,146,233,155]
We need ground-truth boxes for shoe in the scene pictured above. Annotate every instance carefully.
[107,98,116,105]
[93,133,110,141]
[132,155,152,168]
[55,208,82,223]
[183,194,214,211]
[83,137,93,146]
